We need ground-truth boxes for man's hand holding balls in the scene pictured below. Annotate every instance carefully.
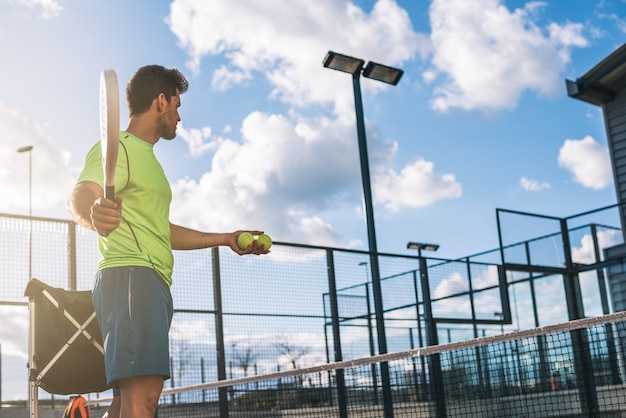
[236,232,272,254]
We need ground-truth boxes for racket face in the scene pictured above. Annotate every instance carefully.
[99,69,120,200]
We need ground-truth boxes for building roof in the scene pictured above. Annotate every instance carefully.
[566,43,626,106]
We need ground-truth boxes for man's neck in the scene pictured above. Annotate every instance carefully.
[126,115,160,145]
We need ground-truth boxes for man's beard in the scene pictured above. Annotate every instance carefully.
[156,114,176,140]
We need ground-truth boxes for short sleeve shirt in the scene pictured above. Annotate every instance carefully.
[77,132,174,285]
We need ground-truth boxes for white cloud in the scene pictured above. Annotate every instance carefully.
[165,1,460,244]
[374,158,462,212]
[0,103,74,214]
[571,229,621,265]
[176,123,216,157]
[166,0,427,115]
[427,0,588,112]
[7,0,62,18]
[558,135,612,190]
[473,264,500,289]
[598,12,626,35]
[170,110,461,245]
[0,305,28,358]
[169,112,360,247]
[520,176,550,191]
[431,265,502,319]
[212,66,252,91]
[0,306,28,400]
[164,0,596,246]
[433,271,468,299]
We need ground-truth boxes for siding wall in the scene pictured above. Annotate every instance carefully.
[606,89,626,234]
[605,90,626,312]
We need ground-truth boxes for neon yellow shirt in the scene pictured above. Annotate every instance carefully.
[77,132,174,285]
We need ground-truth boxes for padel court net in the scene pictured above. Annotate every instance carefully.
[88,310,626,417]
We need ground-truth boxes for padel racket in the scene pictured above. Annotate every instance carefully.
[99,69,120,200]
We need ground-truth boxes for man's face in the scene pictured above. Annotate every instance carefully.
[157,89,181,140]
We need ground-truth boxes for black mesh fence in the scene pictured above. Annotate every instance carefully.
[0,205,624,417]
[85,311,626,418]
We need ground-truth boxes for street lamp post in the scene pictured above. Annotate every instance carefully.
[324,51,403,418]
[17,145,34,280]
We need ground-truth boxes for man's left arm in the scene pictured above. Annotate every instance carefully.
[170,223,268,255]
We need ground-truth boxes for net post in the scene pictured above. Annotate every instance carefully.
[67,221,77,291]
[411,270,427,398]
[211,247,229,416]
[561,217,600,414]
[419,256,447,417]
[365,283,380,405]
[326,249,348,418]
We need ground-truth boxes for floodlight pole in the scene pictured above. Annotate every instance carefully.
[323,51,398,417]
[352,65,396,418]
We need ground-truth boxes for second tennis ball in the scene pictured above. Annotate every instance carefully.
[257,233,272,250]
[237,232,254,250]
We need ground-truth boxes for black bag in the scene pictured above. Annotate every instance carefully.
[24,279,109,394]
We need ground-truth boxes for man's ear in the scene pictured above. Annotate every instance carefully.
[156,93,168,111]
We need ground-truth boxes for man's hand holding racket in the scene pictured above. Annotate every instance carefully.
[91,195,122,237]
[97,68,121,237]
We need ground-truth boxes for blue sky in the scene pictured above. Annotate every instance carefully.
[0,0,625,401]
[0,0,624,261]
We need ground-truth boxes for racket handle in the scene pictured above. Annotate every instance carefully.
[105,186,115,200]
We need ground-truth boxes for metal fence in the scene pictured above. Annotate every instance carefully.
[0,204,624,417]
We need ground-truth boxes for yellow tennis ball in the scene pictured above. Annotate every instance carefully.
[257,233,272,250]
[237,232,254,250]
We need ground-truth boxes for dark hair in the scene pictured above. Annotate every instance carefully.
[126,65,189,117]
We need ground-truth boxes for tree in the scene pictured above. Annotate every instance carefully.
[276,335,311,387]
[232,341,258,377]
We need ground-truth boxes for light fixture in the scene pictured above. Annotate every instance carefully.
[363,62,404,85]
[407,242,440,252]
[322,51,364,76]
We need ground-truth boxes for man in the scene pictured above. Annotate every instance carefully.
[67,65,268,418]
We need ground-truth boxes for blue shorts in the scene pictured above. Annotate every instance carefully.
[92,266,173,387]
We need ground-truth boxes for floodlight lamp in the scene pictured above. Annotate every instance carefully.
[406,242,440,252]
[363,61,404,85]
[18,145,34,153]
[323,51,364,76]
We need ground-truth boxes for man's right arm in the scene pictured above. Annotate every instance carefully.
[67,181,122,235]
